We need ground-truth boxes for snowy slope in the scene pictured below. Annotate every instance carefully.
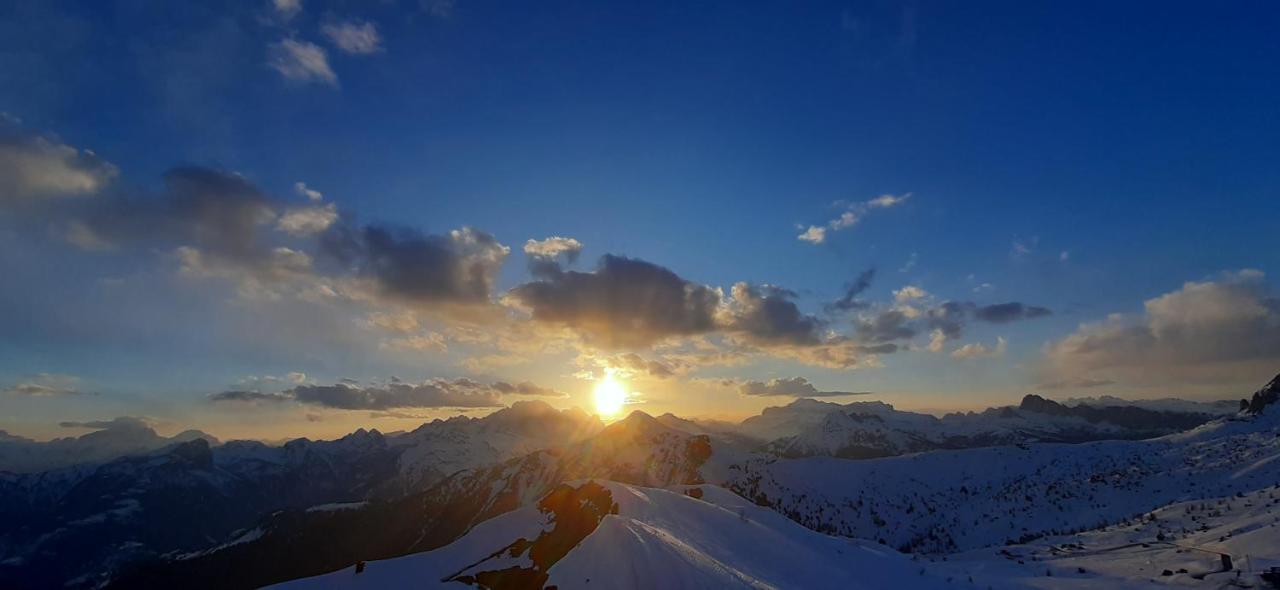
[272,480,953,590]
[935,485,1280,588]
[726,410,1280,554]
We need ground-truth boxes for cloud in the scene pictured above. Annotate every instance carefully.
[379,332,447,352]
[211,378,564,409]
[523,236,583,260]
[422,0,456,18]
[951,336,1007,360]
[208,390,293,403]
[724,283,823,346]
[1038,377,1115,390]
[796,225,826,244]
[928,300,1051,336]
[507,255,720,348]
[854,309,916,343]
[893,285,928,304]
[322,21,383,55]
[363,311,421,333]
[523,236,583,278]
[737,377,871,398]
[324,224,510,306]
[268,39,337,85]
[277,203,338,236]
[797,192,911,244]
[491,381,568,398]
[972,302,1052,323]
[1,373,84,396]
[59,416,153,431]
[1042,269,1280,386]
[294,181,323,201]
[272,0,301,20]
[71,166,277,260]
[0,123,117,204]
[827,268,875,312]
[290,380,503,409]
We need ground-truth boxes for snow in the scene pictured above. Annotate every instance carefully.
[271,481,952,590]
[725,410,1280,554]
[935,486,1280,588]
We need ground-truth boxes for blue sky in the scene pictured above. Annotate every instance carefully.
[2,0,1279,439]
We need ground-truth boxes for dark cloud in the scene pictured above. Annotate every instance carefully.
[927,300,1051,338]
[1038,378,1115,390]
[972,302,1052,323]
[291,380,503,410]
[58,416,153,431]
[727,283,824,346]
[926,301,971,339]
[508,255,720,348]
[71,166,276,259]
[738,377,871,398]
[827,267,876,312]
[322,224,509,305]
[854,309,915,343]
[612,352,678,378]
[210,377,563,410]
[491,381,569,398]
[208,390,292,403]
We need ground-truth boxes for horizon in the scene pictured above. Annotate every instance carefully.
[3,1,1280,444]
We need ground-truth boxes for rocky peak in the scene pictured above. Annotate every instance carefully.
[1242,373,1280,415]
[1018,394,1070,416]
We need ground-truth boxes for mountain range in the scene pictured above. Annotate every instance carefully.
[1,377,1277,589]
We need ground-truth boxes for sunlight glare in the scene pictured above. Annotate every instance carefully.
[593,375,627,418]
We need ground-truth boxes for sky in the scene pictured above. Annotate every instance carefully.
[1,0,1279,441]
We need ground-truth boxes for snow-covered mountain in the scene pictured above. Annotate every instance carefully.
[0,418,219,474]
[387,400,602,492]
[0,402,600,589]
[103,411,717,589]
[743,393,1234,460]
[725,393,1280,555]
[6,376,1279,589]
[271,480,953,590]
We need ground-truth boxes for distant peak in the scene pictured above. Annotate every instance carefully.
[1019,394,1068,415]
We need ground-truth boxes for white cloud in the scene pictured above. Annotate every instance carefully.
[294,181,323,201]
[0,132,117,203]
[273,0,301,19]
[322,21,383,55]
[277,203,338,236]
[2,373,83,396]
[1042,269,1280,386]
[796,225,827,244]
[268,39,337,85]
[893,285,928,304]
[523,236,583,259]
[798,193,910,245]
[951,336,1006,360]
[927,328,946,352]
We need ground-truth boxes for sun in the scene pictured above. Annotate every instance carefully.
[593,375,627,418]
